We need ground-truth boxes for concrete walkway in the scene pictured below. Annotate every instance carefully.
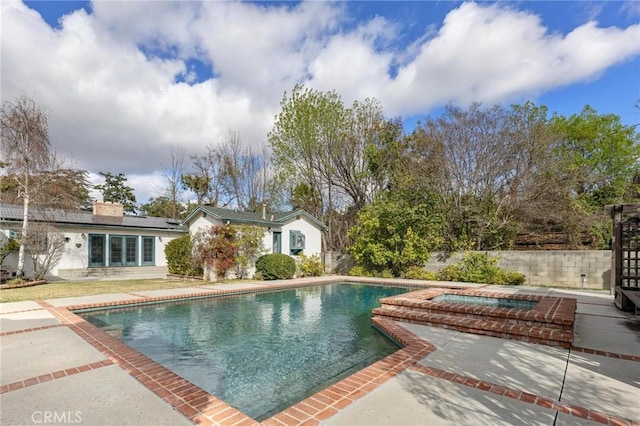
[327,287,640,426]
[1,281,638,426]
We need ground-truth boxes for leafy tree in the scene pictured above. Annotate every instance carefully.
[1,168,92,209]
[94,172,137,213]
[0,238,19,270]
[269,85,401,251]
[182,173,211,206]
[349,190,444,276]
[1,95,54,277]
[289,182,322,214]
[139,196,185,218]
[269,84,347,221]
[552,105,640,211]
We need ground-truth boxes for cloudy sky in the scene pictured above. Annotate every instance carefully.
[2,0,639,204]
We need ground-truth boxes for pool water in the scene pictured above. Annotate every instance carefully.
[432,294,538,310]
[79,284,410,420]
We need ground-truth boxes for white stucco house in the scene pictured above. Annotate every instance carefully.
[0,201,326,281]
[182,204,326,258]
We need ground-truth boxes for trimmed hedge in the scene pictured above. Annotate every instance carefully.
[255,253,296,280]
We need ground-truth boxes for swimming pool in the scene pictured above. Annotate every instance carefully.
[79,283,410,420]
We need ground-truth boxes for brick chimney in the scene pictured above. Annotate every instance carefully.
[93,201,124,217]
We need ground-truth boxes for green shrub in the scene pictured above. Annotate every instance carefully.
[348,265,374,277]
[457,252,501,283]
[295,254,324,277]
[436,252,525,285]
[494,270,526,286]
[348,266,395,278]
[379,269,395,279]
[255,254,296,280]
[165,235,202,276]
[438,265,460,281]
[403,267,439,280]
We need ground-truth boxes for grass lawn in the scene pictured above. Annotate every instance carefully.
[0,278,211,303]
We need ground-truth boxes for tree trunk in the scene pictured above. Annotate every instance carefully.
[203,260,217,282]
[16,192,28,278]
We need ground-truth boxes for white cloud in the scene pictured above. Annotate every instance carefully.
[383,2,640,114]
[1,0,639,203]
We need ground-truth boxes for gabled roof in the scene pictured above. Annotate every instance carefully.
[182,205,327,230]
[0,203,186,232]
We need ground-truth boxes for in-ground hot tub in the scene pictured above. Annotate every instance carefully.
[431,293,539,310]
[373,288,576,347]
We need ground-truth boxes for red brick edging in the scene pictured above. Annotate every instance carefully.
[409,364,638,426]
[571,346,640,362]
[0,360,113,394]
[0,323,64,337]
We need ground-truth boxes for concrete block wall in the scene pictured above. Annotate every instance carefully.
[424,251,612,289]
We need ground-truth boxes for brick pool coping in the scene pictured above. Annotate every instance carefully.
[4,280,638,426]
[374,288,577,347]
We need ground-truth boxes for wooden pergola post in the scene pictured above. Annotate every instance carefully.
[607,203,640,311]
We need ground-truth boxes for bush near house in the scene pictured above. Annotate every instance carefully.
[295,253,324,277]
[255,253,296,280]
[191,225,238,280]
[165,235,203,277]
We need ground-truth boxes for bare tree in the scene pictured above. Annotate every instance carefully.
[186,143,227,207]
[1,95,55,278]
[333,99,402,209]
[219,132,273,211]
[411,102,563,250]
[162,146,186,219]
[23,222,65,280]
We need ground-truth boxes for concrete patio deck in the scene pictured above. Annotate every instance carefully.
[1,278,638,425]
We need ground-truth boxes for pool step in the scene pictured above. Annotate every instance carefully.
[373,293,575,348]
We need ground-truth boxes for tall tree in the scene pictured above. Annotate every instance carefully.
[187,144,227,206]
[336,99,402,209]
[161,146,186,219]
[269,85,399,250]
[552,105,640,211]
[94,172,137,213]
[269,84,347,225]
[1,168,92,209]
[219,131,273,211]
[139,196,185,218]
[1,95,54,277]
[407,102,566,250]
[181,173,211,206]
